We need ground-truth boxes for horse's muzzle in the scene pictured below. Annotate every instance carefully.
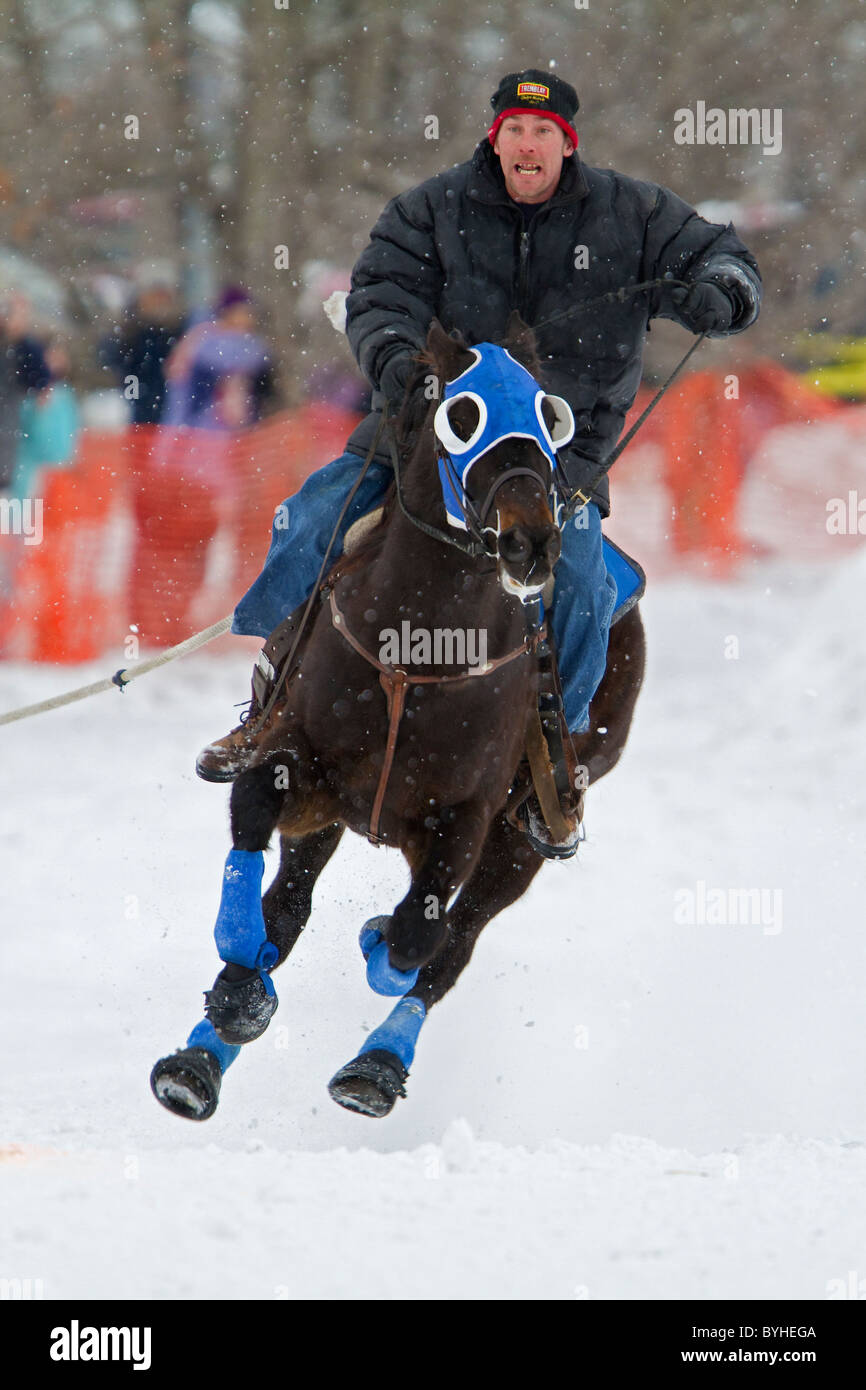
[497,523,561,598]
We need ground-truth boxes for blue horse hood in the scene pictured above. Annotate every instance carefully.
[433,343,575,530]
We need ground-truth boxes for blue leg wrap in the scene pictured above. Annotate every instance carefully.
[214,849,279,973]
[186,1018,241,1074]
[360,920,419,996]
[359,996,427,1071]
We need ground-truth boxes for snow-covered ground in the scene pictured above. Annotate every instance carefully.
[1,551,864,1300]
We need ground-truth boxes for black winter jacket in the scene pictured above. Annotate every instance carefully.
[344,141,761,517]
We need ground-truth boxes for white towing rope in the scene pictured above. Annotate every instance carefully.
[0,615,233,727]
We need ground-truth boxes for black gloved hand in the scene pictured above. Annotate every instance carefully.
[668,280,734,334]
[379,350,413,406]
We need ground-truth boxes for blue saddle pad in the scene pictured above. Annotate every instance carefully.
[602,536,645,624]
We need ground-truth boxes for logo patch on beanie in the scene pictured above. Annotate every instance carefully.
[516,81,550,102]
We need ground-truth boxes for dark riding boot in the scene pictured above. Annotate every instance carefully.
[517,791,583,860]
[513,708,587,861]
[196,601,316,783]
[195,650,275,784]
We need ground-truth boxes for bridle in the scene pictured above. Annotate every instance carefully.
[390,374,573,561]
[434,443,561,557]
[389,426,498,560]
[391,276,707,554]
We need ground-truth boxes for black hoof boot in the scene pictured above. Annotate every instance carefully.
[150,1047,222,1121]
[204,965,278,1045]
[327,1048,408,1118]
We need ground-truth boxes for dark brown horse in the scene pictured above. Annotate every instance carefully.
[151,316,645,1121]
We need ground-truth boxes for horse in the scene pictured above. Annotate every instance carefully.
[150,314,645,1121]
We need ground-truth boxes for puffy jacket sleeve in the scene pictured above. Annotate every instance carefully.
[345,183,445,394]
[639,182,762,335]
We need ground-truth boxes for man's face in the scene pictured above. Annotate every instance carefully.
[493,112,574,204]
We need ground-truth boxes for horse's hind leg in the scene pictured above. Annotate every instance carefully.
[262,823,345,965]
[375,801,494,978]
[151,759,289,1121]
[409,810,544,1008]
[328,811,542,1117]
[347,612,645,1113]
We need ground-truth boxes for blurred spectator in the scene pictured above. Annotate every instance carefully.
[128,287,275,645]
[0,294,50,491]
[104,282,185,425]
[162,286,275,429]
[9,336,80,505]
[306,362,371,414]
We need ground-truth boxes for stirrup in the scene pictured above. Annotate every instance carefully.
[518,796,583,860]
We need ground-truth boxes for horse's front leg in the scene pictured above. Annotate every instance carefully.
[150,758,289,1122]
[196,757,290,1046]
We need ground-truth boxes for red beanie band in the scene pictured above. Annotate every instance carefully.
[487,107,578,149]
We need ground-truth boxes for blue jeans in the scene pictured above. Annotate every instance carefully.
[232,451,617,734]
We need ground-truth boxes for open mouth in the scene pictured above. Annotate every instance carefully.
[515,163,542,175]
[499,568,546,602]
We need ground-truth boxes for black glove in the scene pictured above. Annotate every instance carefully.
[379,350,413,406]
[668,280,734,334]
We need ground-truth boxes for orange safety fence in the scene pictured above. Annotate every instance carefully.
[0,403,360,662]
[612,361,866,577]
[0,434,128,663]
[2,368,866,664]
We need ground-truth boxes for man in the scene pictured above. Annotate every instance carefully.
[197,68,761,854]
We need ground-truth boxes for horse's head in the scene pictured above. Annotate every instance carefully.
[416,315,574,600]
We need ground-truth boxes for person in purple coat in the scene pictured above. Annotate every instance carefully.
[162,287,275,435]
[129,288,275,644]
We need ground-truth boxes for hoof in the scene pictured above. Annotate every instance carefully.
[359,916,391,959]
[150,1047,222,1121]
[327,1049,408,1118]
[204,966,277,1044]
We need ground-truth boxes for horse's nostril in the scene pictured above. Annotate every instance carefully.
[499,529,533,564]
[499,526,559,570]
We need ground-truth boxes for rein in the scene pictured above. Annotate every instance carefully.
[392,419,557,559]
[252,278,707,847]
[392,276,709,542]
[561,327,708,518]
[383,280,709,848]
[536,275,709,519]
[531,276,692,333]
